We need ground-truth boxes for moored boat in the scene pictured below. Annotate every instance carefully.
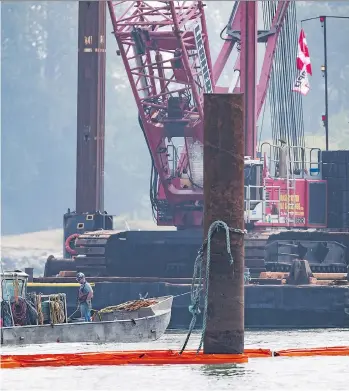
[1,270,173,346]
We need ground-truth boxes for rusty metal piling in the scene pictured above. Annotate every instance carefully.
[203,93,245,354]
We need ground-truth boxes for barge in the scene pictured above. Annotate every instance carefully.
[28,273,349,329]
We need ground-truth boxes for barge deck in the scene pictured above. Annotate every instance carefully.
[28,277,349,329]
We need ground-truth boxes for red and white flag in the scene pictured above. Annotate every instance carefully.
[292,29,312,95]
[297,29,312,75]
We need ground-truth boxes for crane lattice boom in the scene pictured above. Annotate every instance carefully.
[108,1,289,228]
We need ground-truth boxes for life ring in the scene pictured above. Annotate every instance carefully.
[65,234,79,256]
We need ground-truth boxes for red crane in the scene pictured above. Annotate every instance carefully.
[107,0,289,229]
[45,1,349,279]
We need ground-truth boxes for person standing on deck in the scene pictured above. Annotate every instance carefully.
[76,272,93,322]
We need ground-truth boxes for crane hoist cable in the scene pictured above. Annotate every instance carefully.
[262,1,305,166]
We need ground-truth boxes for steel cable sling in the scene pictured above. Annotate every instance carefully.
[263,1,305,168]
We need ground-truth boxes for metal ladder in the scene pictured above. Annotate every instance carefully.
[286,146,297,227]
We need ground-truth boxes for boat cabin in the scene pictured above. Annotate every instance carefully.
[0,270,28,301]
[1,269,68,328]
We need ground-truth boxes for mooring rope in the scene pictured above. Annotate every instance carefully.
[36,294,44,325]
[179,220,246,354]
[11,297,27,326]
[49,295,65,324]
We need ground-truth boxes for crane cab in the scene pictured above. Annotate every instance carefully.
[244,143,327,229]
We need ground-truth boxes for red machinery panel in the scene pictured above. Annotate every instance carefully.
[255,178,327,229]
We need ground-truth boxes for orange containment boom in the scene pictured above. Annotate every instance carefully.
[1,347,348,369]
[0,350,248,369]
[274,346,349,357]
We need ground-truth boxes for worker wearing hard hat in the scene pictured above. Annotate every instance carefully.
[76,272,93,322]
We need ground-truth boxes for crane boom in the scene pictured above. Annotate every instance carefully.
[107,0,290,228]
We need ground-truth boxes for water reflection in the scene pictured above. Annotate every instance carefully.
[200,364,253,378]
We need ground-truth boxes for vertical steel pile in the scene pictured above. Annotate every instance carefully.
[203,93,245,354]
[76,1,106,214]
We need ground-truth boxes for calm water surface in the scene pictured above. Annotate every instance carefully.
[2,329,349,390]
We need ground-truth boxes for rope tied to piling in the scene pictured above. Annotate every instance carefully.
[180,220,246,355]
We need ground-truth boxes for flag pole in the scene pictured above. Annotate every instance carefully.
[301,15,349,150]
[321,16,329,151]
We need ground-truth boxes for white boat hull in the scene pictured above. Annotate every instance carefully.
[1,296,173,346]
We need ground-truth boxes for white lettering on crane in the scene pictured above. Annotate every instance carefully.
[193,23,213,94]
